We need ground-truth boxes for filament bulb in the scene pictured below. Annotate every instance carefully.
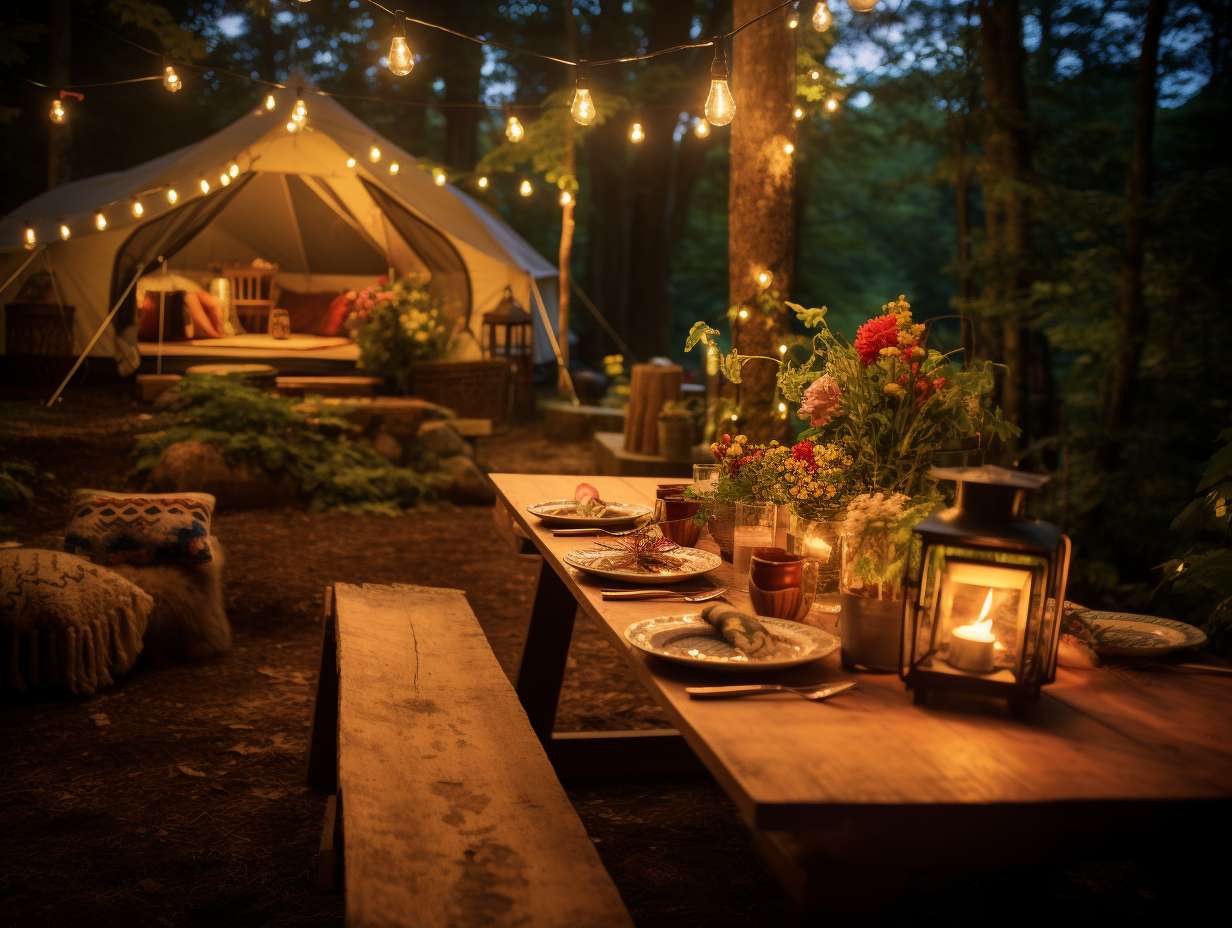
[848,0,878,11]
[368,144,382,163]
[94,212,108,231]
[825,95,841,113]
[809,69,822,81]
[433,169,446,186]
[793,105,805,121]
[59,223,71,241]
[286,119,299,133]
[345,156,357,169]
[559,190,573,206]
[693,118,711,139]
[787,9,800,29]
[570,72,596,126]
[167,188,179,204]
[163,65,182,93]
[629,121,645,144]
[228,162,240,178]
[131,199,144,218]
[291,93,307,127]
[783,141,795,155]
[756,270,773,289]
[388,161,400,175]
[219,172,231,187]
[49,99,66,124]
[505,114,525,143]
[198,178,210,194]
[704,43,735,127]
[23,226,36,249]
[263,93,277,112]
[387,16,414,77]
[812,2,833,32]
[476,176,489,190]
[518,179,533,197]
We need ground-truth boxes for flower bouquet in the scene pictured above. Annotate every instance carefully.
[351,273,451,394]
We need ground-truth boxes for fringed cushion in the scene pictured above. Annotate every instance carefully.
[0,548,152,696]
[65,489,215,566]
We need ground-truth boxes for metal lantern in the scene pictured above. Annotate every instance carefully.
[901,466,1072,715]
[481,286,534,415]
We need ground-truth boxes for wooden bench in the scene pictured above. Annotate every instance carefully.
[308,583,631,928]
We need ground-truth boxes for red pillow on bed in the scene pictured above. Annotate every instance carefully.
[320,293,352,337]
[137,291,188,342]
[277,288,341,336]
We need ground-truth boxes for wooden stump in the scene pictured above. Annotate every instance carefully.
[622,363,682,455]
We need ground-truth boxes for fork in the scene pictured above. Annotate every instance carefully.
[601,587,727,602]
[552,524,652,537]
[686,681,857,702]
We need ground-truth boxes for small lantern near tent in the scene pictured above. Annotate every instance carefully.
[901,465,1072,717]
[482,286,534,416]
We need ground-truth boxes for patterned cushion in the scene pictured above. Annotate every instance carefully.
[0,548,152,695]
[65,490,215,566]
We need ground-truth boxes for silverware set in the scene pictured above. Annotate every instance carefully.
[600,588,727,603]
[685,681,857,702]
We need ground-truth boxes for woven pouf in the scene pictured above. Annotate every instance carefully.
[0,548,153,696]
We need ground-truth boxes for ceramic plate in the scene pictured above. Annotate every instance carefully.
[564,545,721,585]
[527,499,653,528]
[624,613,839,672]
[1076,609,1207,657]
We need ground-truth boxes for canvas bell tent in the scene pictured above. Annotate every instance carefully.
[0,77,559,379]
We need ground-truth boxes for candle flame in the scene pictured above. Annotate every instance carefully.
[954,589,996,642]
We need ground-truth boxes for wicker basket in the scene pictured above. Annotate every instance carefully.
[408,360,510,422]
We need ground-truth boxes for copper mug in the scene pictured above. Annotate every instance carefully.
[268,308,291,339]
[659,496,701,547]
[653,483,690,522]
[748,546,816,620]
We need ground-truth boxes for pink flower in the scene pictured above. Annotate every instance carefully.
[797,374,843,428]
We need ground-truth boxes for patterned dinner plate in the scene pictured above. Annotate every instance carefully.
[1077,609,1207,658]
[624,613,839,672]
[564,545,722,585]
[527,499,653,528]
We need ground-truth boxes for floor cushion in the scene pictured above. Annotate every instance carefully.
[65,490,215,566]
[0,548,152,695]
[112,536,231,661]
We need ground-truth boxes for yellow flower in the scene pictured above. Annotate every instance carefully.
[884,382,905,398]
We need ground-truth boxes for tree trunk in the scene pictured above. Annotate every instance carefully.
[728,0,796,439]
[47,0,71,188]
[977,0,1033,436]
[1098,0,1168,472]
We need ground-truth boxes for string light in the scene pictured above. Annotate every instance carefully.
[94,212,108,231]
[59,223,71,241]
[756,269,774,289]
[131,199,144,218]
[705,41,735,127]
[787,6,800,29]
[793,105,805,121]
[219,171,231,187]
[477,175,489,190]
[783,141,795,155]
[263,93,277,112]
[433,168,446,186]
[629,121,645,144]
[389,161,400,175]
[387,12,414,76]
[198,178,210,194]
[368,144,382,163]
[162,64,182,93]
[519,179,533,197]
[286,119,300,133]
[848,0,878,11]
[505,113,525,143]
[345,155,357,169]
[166,188,179,204]
[570,70,596,126]
[228,162,240,178]
[778,344,788,355]
[559,189,573,206]
[23,226,36,250]
[778,401,788,414]
[49,99,66,124]
[737,307,750,320]
[825,95,841,113]
[812,2,833,32]
[289,90,308,133]
[809,68,822,81]
[693,118,711,139]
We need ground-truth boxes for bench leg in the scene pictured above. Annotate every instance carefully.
[307,587,339,792]
[515,558,578,744]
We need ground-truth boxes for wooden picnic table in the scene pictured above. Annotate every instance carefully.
[491,473,1232,908]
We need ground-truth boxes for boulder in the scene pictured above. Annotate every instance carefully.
[322,397,453,445]
[436,456,495,505]
[417,421,472,460]
[147,440,297,510]
[371,430,403,464]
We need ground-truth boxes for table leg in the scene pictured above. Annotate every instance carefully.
[515,557,578,744]
[307,586,339,792]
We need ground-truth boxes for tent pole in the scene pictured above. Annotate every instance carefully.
[529,275,578,406]
[0,247,44,298]
[280,173,312,289]
[569,280,637,361]
[42,249,74,354]
[46,269,143,407]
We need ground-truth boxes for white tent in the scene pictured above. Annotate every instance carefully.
[0,76,559,374]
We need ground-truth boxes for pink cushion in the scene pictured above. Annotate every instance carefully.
[321,293,352,337]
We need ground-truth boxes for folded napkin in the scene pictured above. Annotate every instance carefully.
[701,604,771,655]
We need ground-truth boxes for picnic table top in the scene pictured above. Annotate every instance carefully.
[491,473,1232,832]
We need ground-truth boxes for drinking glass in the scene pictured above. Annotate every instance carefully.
[732,501,777,587]
[786,511,842,613]
[692,463,720,495]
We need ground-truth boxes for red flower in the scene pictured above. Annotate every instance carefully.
[854,314,900,366]
[791,440,817,472]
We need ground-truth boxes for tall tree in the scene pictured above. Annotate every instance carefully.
[728,0,795,437]
[1098,0,1169,471]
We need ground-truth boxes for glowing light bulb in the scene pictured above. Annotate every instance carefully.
[228,162,240,178]
[131,199,144,218]
[730,413,739,423]
[286,119,299,133]
[290,92,307,132]
[629,121,645,144]
[788,9,800,29]
[163,65,182,93]
[848,0,878,11]
[94,212,108,231]
[387,16,414,77]
[570,73,596,126]
[199,178,211,195]
[368,144,382,163]
[704,43,735,127]
[345,156,357,169]
[167,188,179,204]
[757,270,773,289]
[778,402,788,414]
[693,118,711,139]
[812,2,833,32]
[809,69,822,81]
[219,172,231,187]
[49,99,66,124]
[59,223,71,241]
[825,95,841,113]
[23,226,36,249]
[263,93,277,112]
[505,114,525,143]
[518,179,533,197]
[778,344,788,355]
[477,175,489,190]
[433,169,446,186]
[388,161,400,175]
[783,141,795,155]
[559,190,573,206]
[793,105,805,121]
[737,308,750,320]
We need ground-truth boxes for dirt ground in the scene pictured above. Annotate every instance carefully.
[0,383,1215,926]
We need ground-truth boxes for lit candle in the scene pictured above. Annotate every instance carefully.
[805,535,833,564]
[947,589,997,674]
